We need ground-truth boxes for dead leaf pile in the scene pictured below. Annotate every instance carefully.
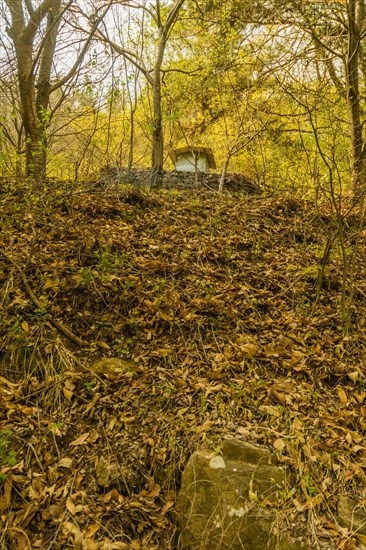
[0,180,366,548]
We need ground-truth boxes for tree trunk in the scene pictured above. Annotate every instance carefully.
[347,0,366,198]
[16,48,46,179]
[128,109,135,173]
[219,156,231,193]
[150,35,165,190]
[25,128,47,179]
[6,0,62,179]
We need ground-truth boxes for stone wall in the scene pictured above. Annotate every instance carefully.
[98,167,262,194]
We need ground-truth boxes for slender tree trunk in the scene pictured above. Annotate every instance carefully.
[347,0,366,198]
[194,152,199,186]
[15,128,24,178]
[25,128,46,179]
[16,48,46,179]
[219,155,231,193]
[128,109,135,173]
[127,84,138,173]
[35,0,61,178]
[150,35,165,189]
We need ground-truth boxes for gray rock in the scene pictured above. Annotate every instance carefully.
[338,495,366,536]
[177,439,311,550]
[89,357,136,376]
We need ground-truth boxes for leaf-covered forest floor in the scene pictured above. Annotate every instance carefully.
[1,178,366,549]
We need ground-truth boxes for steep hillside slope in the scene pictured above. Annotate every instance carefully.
[0,180,365,549]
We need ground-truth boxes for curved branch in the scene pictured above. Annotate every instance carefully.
[50,0,114,93]
[96,29,154,84]
[1,249,88,347]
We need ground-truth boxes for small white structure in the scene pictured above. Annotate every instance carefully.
[170,146,216,173]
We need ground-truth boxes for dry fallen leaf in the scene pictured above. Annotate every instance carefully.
[64,379,76,391]
[237,427,251,437]
[273,438,285,452]
[82,539,99,550]
[61,521,83,544]
[96,456,110,488]
[66,497,76,515]
[161,500,175,515]
[148,483,161,498]
[0,476,12,512]
[240,343,260,357]
[47,502,65,521]
[85,524,101,539]
[96,340,111,349]
[63,387,73,401]
[58,457,73,469]
[196,420,214,433]
[348,371,359,383]
[70,432,90,446]
[8,527,31,550]
[259,405,279,417]
[337,387,348,405]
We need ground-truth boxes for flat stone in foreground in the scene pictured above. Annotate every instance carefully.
[177,439,311,549]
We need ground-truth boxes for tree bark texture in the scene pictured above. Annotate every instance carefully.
[149,0,185,189]
[347,0,366,198]
[150,33,165,189]
[5,0,61,179]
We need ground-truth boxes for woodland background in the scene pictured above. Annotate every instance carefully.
[1,0,366,195]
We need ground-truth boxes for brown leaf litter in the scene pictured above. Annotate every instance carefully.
[0,179,366,548]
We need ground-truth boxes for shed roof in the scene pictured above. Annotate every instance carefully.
[170,146,216,170]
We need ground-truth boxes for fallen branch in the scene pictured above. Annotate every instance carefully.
[1,249,87,347]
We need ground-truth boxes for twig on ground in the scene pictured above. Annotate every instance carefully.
[0,249,88,347]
